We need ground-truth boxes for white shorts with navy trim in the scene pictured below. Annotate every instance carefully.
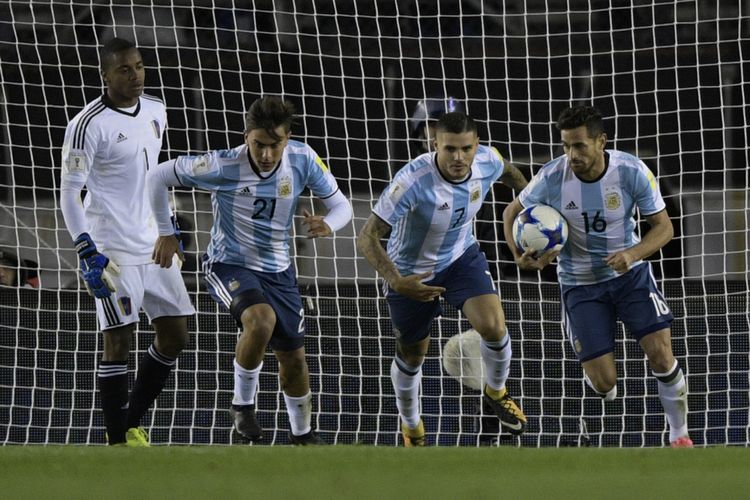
[95,259,194,331]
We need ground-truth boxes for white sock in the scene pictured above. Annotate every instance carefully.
[583,372,617,401]
[390,356,422,429]
[284,391,312,436]
[232,358,262,406]
[654,360,688,442]
[481,333,511,391]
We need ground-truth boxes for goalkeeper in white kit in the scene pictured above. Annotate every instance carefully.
[60,38,194,446]
[147,96,352,445]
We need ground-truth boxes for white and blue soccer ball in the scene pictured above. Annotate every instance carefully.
[512,204,569,258]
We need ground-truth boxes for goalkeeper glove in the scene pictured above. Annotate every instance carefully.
[170,214,185,255]
[171,214,185,270]
[74,233,120,298]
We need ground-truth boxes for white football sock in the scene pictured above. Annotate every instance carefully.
[583,372,617,401]
[654,360,689,442]
[391,356,423,429]
[481,332,511,391]
[232,358,262,406]
[284,391,312,436]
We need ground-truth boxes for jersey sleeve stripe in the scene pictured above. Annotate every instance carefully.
[641,207,667,217]
[172,162,186,187]
[371,211,392,227]
[72,102,106,150]
[318,188,339,200]
[141,94,164,104]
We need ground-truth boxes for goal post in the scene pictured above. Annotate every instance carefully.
[1,1,747,446]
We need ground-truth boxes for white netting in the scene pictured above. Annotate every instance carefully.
[0,0,747,446]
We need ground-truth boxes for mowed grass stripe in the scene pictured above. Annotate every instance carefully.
[1,446,748,499]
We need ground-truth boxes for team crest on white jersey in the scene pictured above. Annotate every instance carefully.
[605,192,621,210]
[278,176,292,198]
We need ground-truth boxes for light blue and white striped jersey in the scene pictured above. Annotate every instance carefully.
[173,140,340,272]
[373,145,506,276]
[518,150,666,285]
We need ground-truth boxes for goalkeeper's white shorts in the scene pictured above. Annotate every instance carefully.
[95,259,194,331]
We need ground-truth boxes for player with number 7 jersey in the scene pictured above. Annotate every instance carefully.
[147,96,352,445]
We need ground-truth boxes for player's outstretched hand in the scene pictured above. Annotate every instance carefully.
[152,235,183,269]
[516,248,560,271]
[302,209,332,238]
[391,272,446,302]
[74,233,120,298]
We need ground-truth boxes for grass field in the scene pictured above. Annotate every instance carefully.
[1,446,749,499]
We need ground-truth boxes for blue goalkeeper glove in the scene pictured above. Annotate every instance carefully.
[74,233,120,298]
[170,214,186,269]
[170,214,185,255]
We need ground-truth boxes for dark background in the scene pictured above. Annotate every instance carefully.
[0,1,748,446]
[1,285,747,446]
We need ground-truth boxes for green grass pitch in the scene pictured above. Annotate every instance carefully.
[1,446,748,499]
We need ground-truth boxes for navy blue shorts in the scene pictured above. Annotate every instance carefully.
[203,260,304,352]
[561,262,673,362]
[386,244,497,344]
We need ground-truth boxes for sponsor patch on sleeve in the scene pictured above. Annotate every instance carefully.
[66,149,87,172]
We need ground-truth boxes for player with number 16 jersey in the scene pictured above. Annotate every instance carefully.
[518,148,666,286]
[503,105,691,448]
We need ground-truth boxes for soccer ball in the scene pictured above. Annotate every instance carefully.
[512,204,568,258]
[442,329,485,390]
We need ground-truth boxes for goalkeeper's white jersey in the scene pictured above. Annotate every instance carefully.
[60,94,166,265]
[172,140,340,273]
[373,145,505,277]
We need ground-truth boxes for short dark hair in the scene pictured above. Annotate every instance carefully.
[434,111,477,135]
[0,249,38,287]
[556,105,604,138]
[100,37,138,71]
[244,96,296,139]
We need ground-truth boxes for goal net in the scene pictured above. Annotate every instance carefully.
[1,0,748,446]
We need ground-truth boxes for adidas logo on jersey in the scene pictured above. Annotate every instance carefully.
[565,201,578,210]
[116,133,128,143]
[438,202,450,211]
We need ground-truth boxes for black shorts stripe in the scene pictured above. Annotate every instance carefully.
[101,296,123,328]
[72,101,106,149]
